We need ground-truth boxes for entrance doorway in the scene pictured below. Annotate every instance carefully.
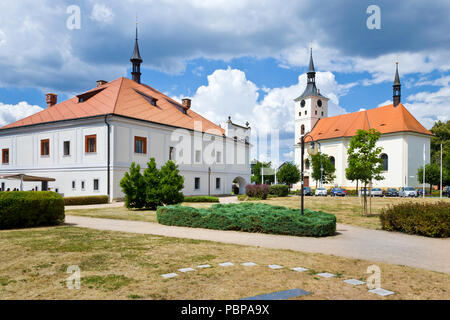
[304,177,310,187]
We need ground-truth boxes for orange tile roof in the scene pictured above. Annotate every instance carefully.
[0,77,225,135]
[310,103,432,141]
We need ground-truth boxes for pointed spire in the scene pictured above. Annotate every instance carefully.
[130,17,143,83]
[308,45,315,73]
[394,60,400,85]
[393,61,401,107]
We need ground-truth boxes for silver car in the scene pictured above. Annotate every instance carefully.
[371,188,384,197]
[399,187,417,197]
[315,187,328,196]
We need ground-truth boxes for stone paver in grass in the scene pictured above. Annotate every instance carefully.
[344,279,366,286]
[178,267,195,273]
[241,262,257,267]
[219,262,234,267]
[197,264,211,269]
[317,272,336,278]
[268,264,284,270]
[291,267,308,272]
[242,288,312,300]
[161,273,178,279]
[368,288,395,296]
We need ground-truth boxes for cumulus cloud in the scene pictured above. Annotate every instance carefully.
[90,4,115,24]
[0,102,43,127]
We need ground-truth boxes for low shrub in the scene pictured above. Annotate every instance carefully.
[245,184,270,199]
[0,191,65,229]
[269,185,289,197]
[157,202,336,237]
[64,195,109,206]
[183,196,219,203]
[380,201,450,238]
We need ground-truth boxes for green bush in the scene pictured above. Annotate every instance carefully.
[269,185,289,197]
[120,158,184,209]
[0,191,65,229]
[183,196,220,203]
[245,184,269,199]
[64,195,109,206]
[380,201,450,237]
[157,202,336,237]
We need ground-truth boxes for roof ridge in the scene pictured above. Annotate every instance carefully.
[111,77,125,114]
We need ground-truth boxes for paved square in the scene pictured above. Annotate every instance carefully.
[178,267,195,273]
[242,262,257,266]
[368,288,395,296]
[219,262,234,267]
[344,279,366,286]
[317,272,336,278]
[242,288,312,300]
[197,264,211,268]
[291,267,308,272]
[161,273,178,279]
[268,264,284,269]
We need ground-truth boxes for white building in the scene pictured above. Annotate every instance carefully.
[0,31,251,200]
[294,50,432,189]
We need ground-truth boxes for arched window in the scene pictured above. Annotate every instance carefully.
[329,156,335,168]
[305,159,310,170]
[301,124,305,135]
[381,153,388,171]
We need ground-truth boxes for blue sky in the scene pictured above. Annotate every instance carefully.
[0,0,449,164]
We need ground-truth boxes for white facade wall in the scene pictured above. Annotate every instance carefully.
[0,116,251,200]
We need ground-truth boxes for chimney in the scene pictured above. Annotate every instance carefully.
[182,98,191,109]
[46,93,57,107]
[97,80,108,87]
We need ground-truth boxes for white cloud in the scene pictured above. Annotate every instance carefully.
[90,4,115,24]
[0,101,43,127]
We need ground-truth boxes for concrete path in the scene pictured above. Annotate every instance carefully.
[65,215,450,274]
[65,202,125,210]
[218,196,239,204]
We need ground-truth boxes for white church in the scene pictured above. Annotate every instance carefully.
[294,49,432,189]
[0,29,251,200]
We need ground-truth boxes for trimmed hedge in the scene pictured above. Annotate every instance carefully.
[269,185,289,197]
[157,202,336,237]
[183,196,220,203]
[380,201,450,238]
[245,184,270,199]
[64,195,109,206]
[0,191,65,229]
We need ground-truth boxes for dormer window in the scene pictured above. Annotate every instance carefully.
[77,88,105,103]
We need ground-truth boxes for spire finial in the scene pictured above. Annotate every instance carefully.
[131,18,143,83]
[393,61,401,106]
[307,44,315,73]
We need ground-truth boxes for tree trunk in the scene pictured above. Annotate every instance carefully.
[356,180,359,195]
[363,182,367,216]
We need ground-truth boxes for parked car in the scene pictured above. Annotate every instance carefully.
[330,187,346,197]
[341,188,347,195]
[303,187,313,196]
[416,188,428,197]
[385,188,399,197]
[315,187,328,196]
[371,188,384,197]
[358,187,369,196]
[442,186,449,197]
[399,187,417,197]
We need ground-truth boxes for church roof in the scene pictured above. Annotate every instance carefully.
[0,77,225,135]
[309,102,432,141]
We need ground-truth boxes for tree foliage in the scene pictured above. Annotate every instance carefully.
[311,152,336,186]
[276,162,301,186]
[429,120,450,188]
[346,129,384,216]
[120,158,184,209]
[251,161,274,184]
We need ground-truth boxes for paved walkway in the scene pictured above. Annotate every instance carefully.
[65,215,450,274]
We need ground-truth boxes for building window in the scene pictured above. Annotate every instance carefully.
[41,139,50,156]
[81,181,85,190]
[299,112,301,116]
[381,153,388,171]
[93,179,99,191]
[216,178,221,189]
[2,149,9,164]
[195,177,200,190]
[305,110,307,115]
[72,181,76,189]
[169,147,175,160]
[329,156,335,168]
[321,111,324,116]
[305,159,310,170]
[216,151,222,163]
[85,135,97,153]
[301,125,305,135]
[1,182,4,191]
[315,110,317,115]
[63,141,70,156]
[195,150,201,163]
[134,136,147,154]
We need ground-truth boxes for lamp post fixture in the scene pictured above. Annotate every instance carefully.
[208,167,211,196]
[298,133,319,216]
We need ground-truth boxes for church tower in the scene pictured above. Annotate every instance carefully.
[130,22,143,84]
[294,47,329,145]
[393,61,401,107]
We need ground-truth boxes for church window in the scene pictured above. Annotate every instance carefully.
[315,110,317,115]
[329,156,335,168]
[305,159,310,170]
[299,112,301,116]
[301,100,305,107]
[321,111,324,116]
[305,111,307,115]
[301,125,305,135]
[381,154,388,171]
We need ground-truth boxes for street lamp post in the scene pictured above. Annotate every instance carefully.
[208,167,211,196]
[298,133,319,216]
